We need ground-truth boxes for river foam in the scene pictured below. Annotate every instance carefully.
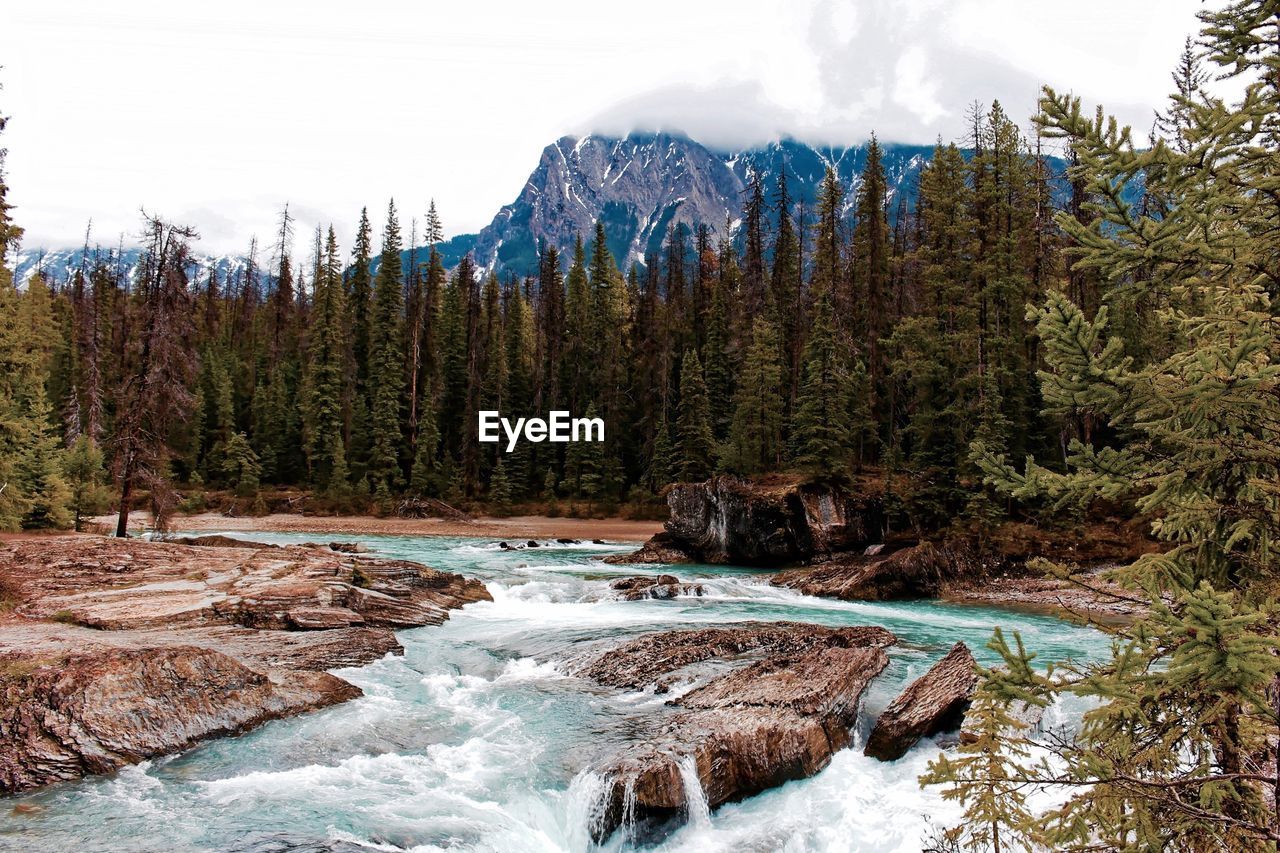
[0,532,1109,852]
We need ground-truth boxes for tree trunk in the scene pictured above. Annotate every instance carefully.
[114,455,134,538]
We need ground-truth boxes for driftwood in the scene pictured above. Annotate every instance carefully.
[395,496,471,521]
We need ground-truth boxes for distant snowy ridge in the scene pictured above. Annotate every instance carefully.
[12,245,257,290]
[16,132,943,286]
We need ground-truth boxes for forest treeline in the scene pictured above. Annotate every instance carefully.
[1,96,1127,533]
[0,26,1246,541]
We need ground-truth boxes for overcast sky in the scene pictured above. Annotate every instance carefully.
[3,0,1209,256]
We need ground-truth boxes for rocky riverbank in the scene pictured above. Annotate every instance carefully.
[0,534,489,794]
[610,476,1156,623]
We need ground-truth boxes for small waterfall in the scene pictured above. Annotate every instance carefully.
[565,768,609,851]
[676,754,711,828]
[566,767,637,850]
[619,774,638,841]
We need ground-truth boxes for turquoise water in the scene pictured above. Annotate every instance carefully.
[0,533,1110,852]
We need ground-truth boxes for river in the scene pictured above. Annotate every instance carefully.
[0,533,1109,852]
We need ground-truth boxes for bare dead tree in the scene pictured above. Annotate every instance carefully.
[112,212,199,537]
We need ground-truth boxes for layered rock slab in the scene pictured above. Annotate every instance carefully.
[573,623,895,840]
[771,541,983,601]
[0,535,489,793]
[0,646,357,794]
[864,642,979,761]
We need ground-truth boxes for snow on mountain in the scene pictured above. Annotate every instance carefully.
[15,132,943,287]
[461,132,938,278]
[12,245,257,291]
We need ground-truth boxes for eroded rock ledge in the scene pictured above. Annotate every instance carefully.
[771,541,984,600]
[573,622,896,841]
[606,476,883,566]
[0,535,489,794]
[864,642,979,761]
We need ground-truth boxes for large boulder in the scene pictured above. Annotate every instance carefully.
[609,575,705,601]
[0,646,357,794]
[772,541,982,601]
[611,476,884,567]
[575,623,894,841]
[864,642,980,761]
[575,622,895,691]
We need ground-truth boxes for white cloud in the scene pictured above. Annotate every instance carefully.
[1,0,1209,255]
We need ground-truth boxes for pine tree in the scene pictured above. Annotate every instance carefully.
[930,10,1280,847]
[347,207,374,394]
[675,349,715,481]
[304,227,349,491]
[812,166,845,315]
[479,273,506,488]
[644,407,675,493]
[438,257,470,465]
[589,219,629,492]
[64,435,109,531]
[885,142,982,526]
[722,318,784,475]
[503,283,535,499]
[413,212,447,470]
[267,204,297,365]
[790,292,855,478]
[366,200,405,491]
[409,392,442,497]
[701,269,733,441]
[536,243,565,414]
[741,169,768,320]
[850,135,891,429]
[110,214,198,535]
[10,390,72,530]
[203,355,236,483]
[562,234,593,416]
[692,223,715,349]
[221,431,261,498]
[968,102,1043,462]
[459,258,484,497]
[663,223,691,356]
[574,402,605,500]
[921,630,1049,853]
[488,457,513,509]
[0,190,73,528]
[770,171,803,405]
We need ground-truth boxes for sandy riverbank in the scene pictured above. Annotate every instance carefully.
[85,512,665,543]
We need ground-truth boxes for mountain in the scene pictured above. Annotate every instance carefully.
[12,245,257,291]
[459,133,935,278]
[15,132,941,287]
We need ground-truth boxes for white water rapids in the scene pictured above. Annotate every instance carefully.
[0,533,1108,852]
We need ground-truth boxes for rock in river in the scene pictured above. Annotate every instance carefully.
[609,575,705,601]
[574,622,895,840]
[771,541,981,601]
[864,642,979,761]
[607,475,884,566]
[602,531,698,565]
